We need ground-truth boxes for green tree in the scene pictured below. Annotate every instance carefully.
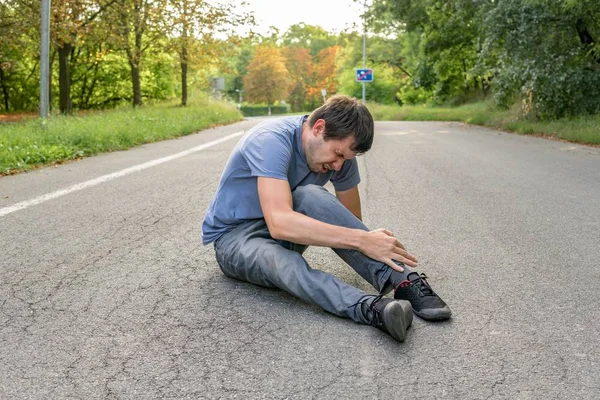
[480,0,600,118]
[108,0,164,106]
[51,0,116,113]
[367,0,483,103]
[0,1,43,112]
[164,0,252,106]
[282,23,338,57]
[336,32,405,104]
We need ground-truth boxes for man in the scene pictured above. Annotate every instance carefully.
[202,95,451,342]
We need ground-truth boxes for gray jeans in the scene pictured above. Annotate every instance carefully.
[213,184,412,324]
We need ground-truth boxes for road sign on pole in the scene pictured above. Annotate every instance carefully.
[356,68,373,83]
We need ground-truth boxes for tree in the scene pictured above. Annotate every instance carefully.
[243,46,291,114]
[109,0,164,106]
[0,1,22,111]
[51,0,116,113]
[0,0,42,112]
[282,23,338,57]
[282,46,314,111]
[336,32,406,104]
[312,45,340,103]
[164,0,252,106]
[480,0,600,118]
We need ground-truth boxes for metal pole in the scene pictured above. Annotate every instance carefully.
[362,0,366,104]
[40,0,51,119]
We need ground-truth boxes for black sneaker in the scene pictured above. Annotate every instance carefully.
[362,296,413,342]
[394,272,452,321]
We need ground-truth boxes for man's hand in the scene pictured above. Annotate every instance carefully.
[358,228,418,272]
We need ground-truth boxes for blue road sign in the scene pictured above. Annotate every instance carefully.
[356,68,373,82]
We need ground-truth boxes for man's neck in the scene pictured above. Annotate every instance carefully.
[301,120,310,158]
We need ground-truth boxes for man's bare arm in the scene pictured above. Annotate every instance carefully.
[335,186,362,221]
[257,177,417,271]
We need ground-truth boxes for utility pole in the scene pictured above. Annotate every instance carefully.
[362,0,367,104]
[40,0,51,119]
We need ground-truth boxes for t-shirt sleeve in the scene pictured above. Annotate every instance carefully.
[330,158,361,191]
[241,133,291,180]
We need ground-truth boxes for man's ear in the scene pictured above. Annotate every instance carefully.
[313,119,326,136]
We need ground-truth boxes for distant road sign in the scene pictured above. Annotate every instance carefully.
[356,68,373,82]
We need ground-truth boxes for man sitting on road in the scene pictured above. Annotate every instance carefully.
[202,95,451,342]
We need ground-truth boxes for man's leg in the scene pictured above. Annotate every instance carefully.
[214,219,372,323]
[213,219,413,341]
[292,184,411,292]
[292,185,451,320]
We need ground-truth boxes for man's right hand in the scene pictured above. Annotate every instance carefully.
[358,228,418,272]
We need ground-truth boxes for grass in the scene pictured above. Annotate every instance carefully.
[0,96,242,175]
[367,101,600,145]
[2,97,597,175]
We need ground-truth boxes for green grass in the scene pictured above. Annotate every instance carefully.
[367,102,600,145]
[0,96,242,175]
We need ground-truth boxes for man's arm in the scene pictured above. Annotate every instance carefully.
[335,186,362,221]
[257,177,417,271]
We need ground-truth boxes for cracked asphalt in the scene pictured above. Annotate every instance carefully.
[1,120,599,399]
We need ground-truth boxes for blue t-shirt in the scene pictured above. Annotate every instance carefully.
[201,115,360,245]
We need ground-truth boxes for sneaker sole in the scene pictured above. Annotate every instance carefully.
[383,300,413,342]
[414,306,452,321]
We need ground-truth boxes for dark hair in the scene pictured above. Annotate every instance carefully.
[307,95,374,154]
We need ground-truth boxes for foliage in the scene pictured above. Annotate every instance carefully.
[0,95,241,174]
[240,103,290,117]
[369,100,600,144]
[397,78,431,105]
[162,0,252,106]
[282,46,314,111]
[281,23,337,57]
[368,0,600,118]
[336,33,403,104]
[480,0,600,118]
[243,46,292,107]
[0,1,43,112]
[1,0,599,122]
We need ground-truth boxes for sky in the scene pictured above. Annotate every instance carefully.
[240,0,366,35]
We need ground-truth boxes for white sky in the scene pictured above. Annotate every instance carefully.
[240,0,365,35]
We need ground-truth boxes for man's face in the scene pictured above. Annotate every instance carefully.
[306,122,357,173]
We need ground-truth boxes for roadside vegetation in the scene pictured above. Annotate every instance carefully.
[1,0,598,174]
[0,96,241,175]
[368,102,600,145]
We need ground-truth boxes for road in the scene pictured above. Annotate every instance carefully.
[1,120,599,399]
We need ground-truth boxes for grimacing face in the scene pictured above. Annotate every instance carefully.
[305,133,357,173]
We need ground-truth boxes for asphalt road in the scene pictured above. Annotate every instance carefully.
[1,119,599,399]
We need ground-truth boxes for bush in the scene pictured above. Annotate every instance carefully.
[240,103,290,117]
[398,85,431,105]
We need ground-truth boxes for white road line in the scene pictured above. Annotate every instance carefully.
[0,130,245,217]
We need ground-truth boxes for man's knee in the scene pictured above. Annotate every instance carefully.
[293,184,331,204]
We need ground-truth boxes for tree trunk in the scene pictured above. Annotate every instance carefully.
[58,43,72,114]
[130,60,142,107]
[181,47,188,106]
[268,103,271,115]
[0,67,9,112]
[86,62,100,108]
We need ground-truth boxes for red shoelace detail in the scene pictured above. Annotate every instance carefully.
[398,280,413,288]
